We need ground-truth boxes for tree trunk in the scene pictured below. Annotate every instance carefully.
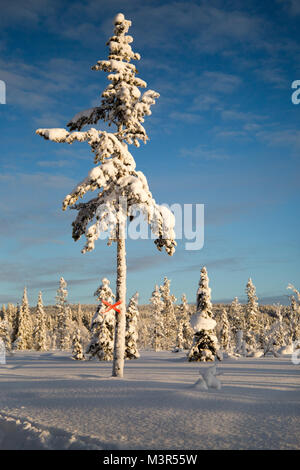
[112,224,127,377]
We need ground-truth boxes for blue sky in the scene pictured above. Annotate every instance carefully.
[0,0,299,306]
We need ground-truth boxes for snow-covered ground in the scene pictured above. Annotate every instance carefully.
[0,350,299,450]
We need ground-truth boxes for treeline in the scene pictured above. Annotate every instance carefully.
[0,273,299,362]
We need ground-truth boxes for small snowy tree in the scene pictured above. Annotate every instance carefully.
[86,278,115,361]
[288,296,300,342]
[6,303,16,327]
[235,329,247,356]
[0,305,11,350]
[149,284,165,351]
[273,304,286,347]
[137,318,149,350]
[174,321,184,352]
[125,292,140,359]
[34,291,47,351]
[220,308,230,353]
[229,297,245,353]
[73,303,83,327]
[82,308,92,331]
[14,287,33,350]
[0,318,11,351]
[229,297,245,333]
[195,267,213,316]
[188,267,220,362]
[72,329,85,360]
[287,284,300,342]
[263,305,286,357]
[160,277,177,349]
[244,278,260,352]
[174,294,193,351]
[36,13,176,378]
[56,277,71,350]
[71,303,90,349]
[11,303,20,345]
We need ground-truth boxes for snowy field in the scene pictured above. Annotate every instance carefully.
[0,350,299,450]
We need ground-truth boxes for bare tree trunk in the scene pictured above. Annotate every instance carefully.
[112,223,126,377]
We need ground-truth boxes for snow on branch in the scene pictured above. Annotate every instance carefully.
[36,128,134,164]
[70,174,176,255]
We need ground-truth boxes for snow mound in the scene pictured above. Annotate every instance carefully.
[278,344,294,355]
[247,350,264,358]
[193,375,208,390]
[0,414,116,450]
[193,365,222,391]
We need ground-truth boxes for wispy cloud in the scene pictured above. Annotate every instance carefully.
[179,144,230,161]
[169,111,203,123]
[256,128,300,151]
[221,109,267,122]
[37,160,71,168]
[167,256,244,275]
[0,56,93,113]
[0,0,58,28]
[277,0,300,16]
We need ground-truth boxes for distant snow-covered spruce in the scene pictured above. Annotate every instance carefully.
[149,284,165,352]
[72,329,85,361]
[287,284,300,342]
[159,277,177,350]
[73,303,82,326]
[55,277,72,350]
[0,316,11,352]
[125,292,140,360]
[86,278,116,361]
[229,297,245,336]
[263,304,286,357]
[36,13,176,378]
[219,308,230,354]
[34,292,47,352]
[14,287,33,350]
[188,267,221,362]
[174,294,193,352]
[244,278,260,354]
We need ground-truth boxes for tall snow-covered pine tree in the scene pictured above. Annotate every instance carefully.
[36,13,176,378]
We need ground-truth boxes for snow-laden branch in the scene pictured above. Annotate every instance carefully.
[36,128,134,164]
[70,172,176,255]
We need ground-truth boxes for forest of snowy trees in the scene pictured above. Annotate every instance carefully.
[0,271,299,363]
